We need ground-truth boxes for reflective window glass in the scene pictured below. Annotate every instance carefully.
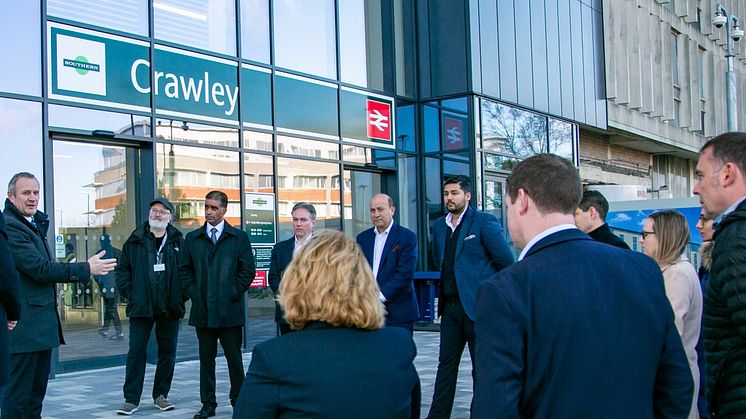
[398,155,418,233]
[275,73,339,138]
[0,98,44,208]
[424,105,440,152]
[277,158,341,239]
[481,99,547,159]
[342,170,381,239]
[241,65,273,129]
[240,0,270,63]
[243,130,273,152]
[273,0,337,79]
[396,103,416,152]
[442,112,469,151]
[49,105,151,137]
[425,157,441,270]
[483,152,519,172]
[278,136,338,160]
[443,160,469,178]
[441,97,468,113]
[156,143,241,233]
[549,118,574,161]
[394,0,416,97]
[1,1,41,95]
[47,0,148,36]
[339,0,384,90]
[155,119,239,148]
[154,0,236,55]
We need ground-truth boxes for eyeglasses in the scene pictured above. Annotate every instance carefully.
[641,230,655,239]
[149,208,171,216]
[699,215,712,223]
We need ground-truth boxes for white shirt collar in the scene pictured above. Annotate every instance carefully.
[294,232,312,249]
[375,220,394,237]
[517,224,577,261]
[445,207,468,231]
[714,195,746,229]
[206,220,225,236]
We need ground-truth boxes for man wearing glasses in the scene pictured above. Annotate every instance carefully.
[115,198,186,415]
[692,132,746,418]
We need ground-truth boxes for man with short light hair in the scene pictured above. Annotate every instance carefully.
[574,190,630,249]
[693,132,746,417]
[357,194,419,332]
[473,154,692,417]
[269,202,316,335]
[115,197,186,415]
[1,172,116,418]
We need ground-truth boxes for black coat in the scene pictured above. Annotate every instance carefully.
[115,222,186,319]
[588,223,630,250]
[234,322,420,419]
[3,199,90,353]
[0,211,21,385]
[181,222,255,328]
[704,199,746,417]
[268,237,294,323]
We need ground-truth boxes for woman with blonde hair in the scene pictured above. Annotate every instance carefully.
[641,210,703,419]
[234,230,420,418]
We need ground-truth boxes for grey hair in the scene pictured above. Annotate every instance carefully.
[7,172,38,196]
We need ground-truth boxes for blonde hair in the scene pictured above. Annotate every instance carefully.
[648,210,690,267]
[278,230,385,330]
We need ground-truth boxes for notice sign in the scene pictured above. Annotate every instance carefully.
[245,193,275,245]
[250,246,272,288]
[443,116,465,150]
[366,99,392,142]
[251,271,267,288]
[340,87,396,149]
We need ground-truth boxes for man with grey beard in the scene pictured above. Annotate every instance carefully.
[115,198,187,416]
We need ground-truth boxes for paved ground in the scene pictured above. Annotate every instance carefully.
[36,331,473,418]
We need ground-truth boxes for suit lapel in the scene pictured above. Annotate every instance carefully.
[454,207,475,258]
[362,229,375,267]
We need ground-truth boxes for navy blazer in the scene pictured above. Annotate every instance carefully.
[473,229,694,418]
[0,211,21,386]
[234,322,421,418]
[431,207,513,320]
[357,223,419,325]
[268,237,294,322]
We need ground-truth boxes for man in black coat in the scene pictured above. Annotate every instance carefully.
[693,132,746,417]
[180,190,255,419]
[268,202,315,336]
[1,172,116,418]
[115,198,186,415]
[574,190,630,249]
[0,210,20,403]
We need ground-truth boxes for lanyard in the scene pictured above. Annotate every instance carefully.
[155,232,168,264]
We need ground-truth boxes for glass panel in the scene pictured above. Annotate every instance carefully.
[154,0,236,55]
[442,112,469,151]
[425,157,441,271]
[424,105,440,152]
[47,0,148,36]
[396,103,416,152]
[548,118,574,161]
[0,99,44,209]
[339,0,384,90]
[441,97,468,113]
[394,0,416,97]
[342,170,382,239]
[483,152,519,172]
[240,0,270,63]
[483,179,503,221]
[275,74,339,138]
[398,155,418,233]
[273,0,337,79]
[481,99,548,159]
[53,141,138,364]
[155,119,239,148]
[277,158,341,239]
[342,145,372,164]
[443,160,469,178]
[156,143,241,233]
[1,1,41,95]
[372,149,396,169]
[243,130,273,152]
[241,65,273,128]
[243,152,275,348]
[49,105,151,137]
[278,136,339,160]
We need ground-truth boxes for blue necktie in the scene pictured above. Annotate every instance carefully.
[210,227,218,245]
[30,218,39,230]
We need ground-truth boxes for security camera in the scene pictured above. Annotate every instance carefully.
[713,12,727,28]
[733,26,744,41]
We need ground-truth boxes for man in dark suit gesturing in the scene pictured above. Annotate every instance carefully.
[356,194,418,332]
[427,175,514,419]
[473,154,693,418]
[268,202,316,336]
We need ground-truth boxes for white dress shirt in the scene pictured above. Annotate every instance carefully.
[517,224,577,261]
[372,220,394,279]
[293,233,312,256]
[445,208,467,232]
[206,220,225,241]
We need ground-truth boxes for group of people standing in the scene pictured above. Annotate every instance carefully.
[0,132,745,418]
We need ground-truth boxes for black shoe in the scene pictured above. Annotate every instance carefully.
[193,404,216,418]
[98,329,108,338]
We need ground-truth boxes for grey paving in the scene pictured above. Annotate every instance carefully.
[28,331,473,418]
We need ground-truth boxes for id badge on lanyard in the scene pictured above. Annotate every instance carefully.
[154,232,167,272]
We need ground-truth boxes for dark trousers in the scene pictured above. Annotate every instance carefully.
[1,349,52,419]
[195,326,244,407]
[123,316,179,405]
[101,297,122,333]
[427,299,476,419]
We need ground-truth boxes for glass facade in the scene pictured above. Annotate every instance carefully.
[0,0,586,373]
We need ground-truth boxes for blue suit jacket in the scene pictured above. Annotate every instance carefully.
[473,228,694,418]
[431,207,513,320]
[357,224,419,325]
